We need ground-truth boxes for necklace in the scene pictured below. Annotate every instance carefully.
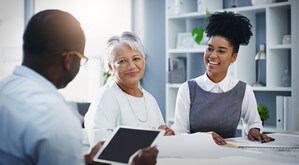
[124,90,148,123]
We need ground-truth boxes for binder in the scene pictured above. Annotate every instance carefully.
[276,96,284,130]
[276,96,292,131]
[283,96,292,130]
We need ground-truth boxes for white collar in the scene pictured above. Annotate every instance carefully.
[203,73,231,92]
[112,81,145,96]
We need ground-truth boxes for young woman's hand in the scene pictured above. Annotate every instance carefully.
[248,128,274,143]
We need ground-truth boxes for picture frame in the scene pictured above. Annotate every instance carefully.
[176,33,194,49]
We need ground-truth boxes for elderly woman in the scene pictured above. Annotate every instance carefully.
[85,31,174,146]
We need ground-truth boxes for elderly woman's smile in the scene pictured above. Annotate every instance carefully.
[126,71,138,76]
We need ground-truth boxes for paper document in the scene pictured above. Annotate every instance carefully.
[156,132,221,158]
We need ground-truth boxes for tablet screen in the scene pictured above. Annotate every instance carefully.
[95,127,163,164]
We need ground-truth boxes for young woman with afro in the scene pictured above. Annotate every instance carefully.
[172,12,274,145]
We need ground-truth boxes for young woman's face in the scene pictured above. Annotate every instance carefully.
[204,35,237,82]
[109,43,146,87]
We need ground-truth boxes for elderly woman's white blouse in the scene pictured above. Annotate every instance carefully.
[84,81,165,146]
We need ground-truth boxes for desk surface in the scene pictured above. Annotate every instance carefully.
[156,132,299,165]
[83,130,299,165]
[157,156,298,165]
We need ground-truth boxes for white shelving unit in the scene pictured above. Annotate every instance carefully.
[165,0,299,135]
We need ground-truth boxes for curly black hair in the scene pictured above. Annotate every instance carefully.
[205,11,253,53]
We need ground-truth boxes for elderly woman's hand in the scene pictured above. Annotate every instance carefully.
[158,125,175,136]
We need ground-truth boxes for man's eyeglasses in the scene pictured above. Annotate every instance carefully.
[61,51,88,66]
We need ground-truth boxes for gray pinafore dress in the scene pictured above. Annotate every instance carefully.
[188,79,246,138]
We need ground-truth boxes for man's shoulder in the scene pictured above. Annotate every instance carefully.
[1,72,43,94]
[0,74,81,159]
[2,74,59,104]
[0,72,69,122]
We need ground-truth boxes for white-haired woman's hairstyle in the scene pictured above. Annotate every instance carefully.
[105,31,145,64]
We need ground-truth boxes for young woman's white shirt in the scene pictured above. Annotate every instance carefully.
[172,73,263,135]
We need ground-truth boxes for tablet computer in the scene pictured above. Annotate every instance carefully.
[93,126,164,164]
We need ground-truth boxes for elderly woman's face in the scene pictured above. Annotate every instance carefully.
[110,43,146,87]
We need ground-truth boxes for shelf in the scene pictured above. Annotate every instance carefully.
[168,47,206,53]
[252,86,292,92]
[168,12,206,19]
[219,5,265,13]
[167,2,290,20]
[267,1,291,9]
[221,1,290,13]
[269,44,292,49]
[168,6,265,19]
[167,83,182,88]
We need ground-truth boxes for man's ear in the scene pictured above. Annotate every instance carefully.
[63,54,73,71]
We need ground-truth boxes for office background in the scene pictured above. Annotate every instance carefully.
[0,0,298,131]
[132,0,297,131]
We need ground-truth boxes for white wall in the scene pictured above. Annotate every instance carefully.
[0,0,24,81]
[132,0,166,118]
[0,0,132,102]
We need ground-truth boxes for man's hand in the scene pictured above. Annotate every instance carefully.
[158,125,175,136]
[129,146,158,165]
[211,132,226,145]
[85,141,110,165]
[248,128,274,143]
